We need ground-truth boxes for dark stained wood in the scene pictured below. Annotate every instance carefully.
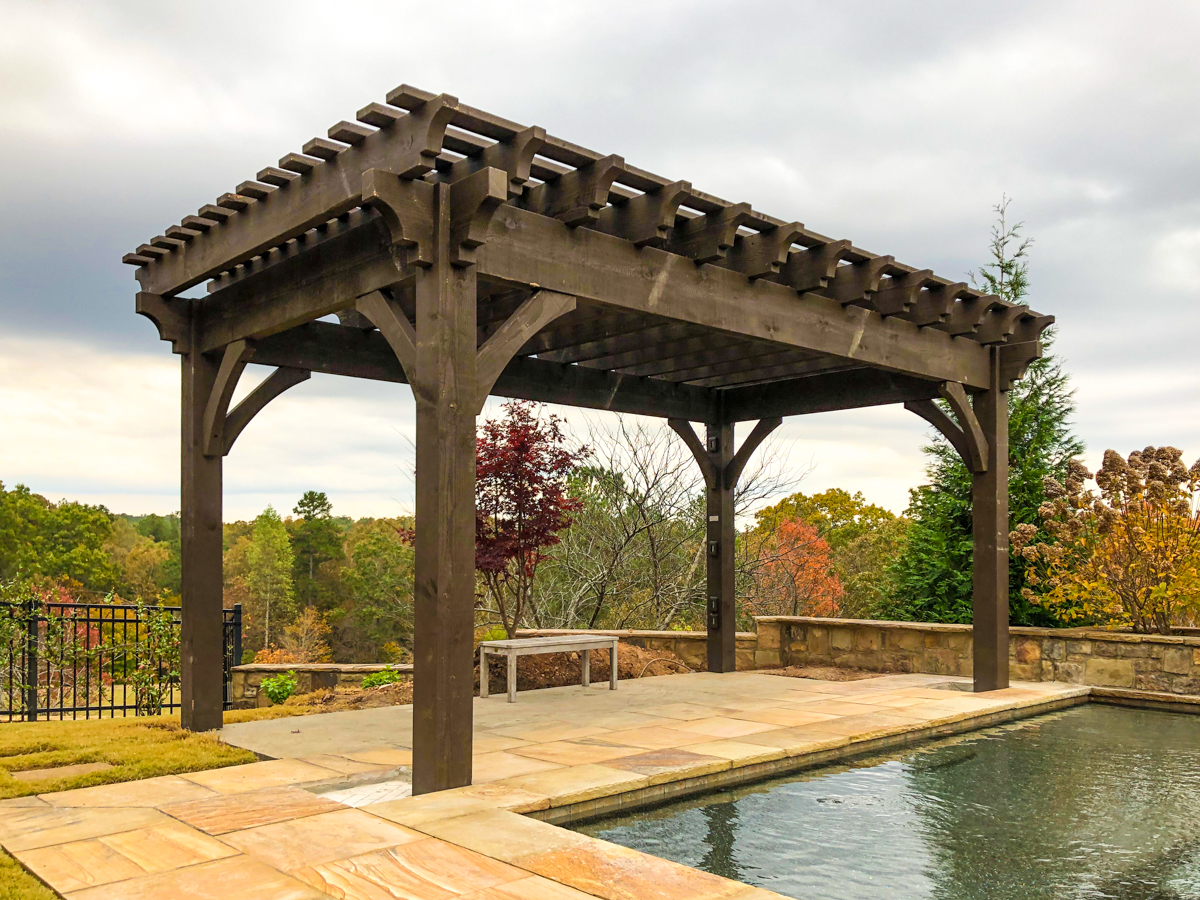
[201,341,254,457]
[221,367,310,456]
[409,182,477,794]
[180,339,224,732]
[475,290,576,411]
[478,206,995,388]
[248,321,714,421]
[670,416,780,671]
[971,351,1010,691]
[721,368,941,421]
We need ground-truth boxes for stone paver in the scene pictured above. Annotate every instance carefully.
[0,671,1088,899]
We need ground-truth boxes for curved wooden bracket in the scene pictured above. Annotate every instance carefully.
[668,419,718,490]
[776,239,853,293]
[361,169,436,266]
[724,417,782,489]
[909,281,970,327]
[870,269,935,318]
[136,292,189,353]
[724,223,807,281]
[456,126,546,197]
[222,366,310,456]
[596,180,692,248]
[670,416,783,490]
[665,203,753,265]
[475,290,576,413]
[356,290,415,379]
[824,255,896,307]
[202,340,254,457]
[975,302,1027,345]
[449,166,510,267]
[998,340,1043,390]
[905,381,988,473]
[369,89,460,179]
[523,155,626,227]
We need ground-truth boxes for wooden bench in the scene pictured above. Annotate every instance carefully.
[479,634,620,702]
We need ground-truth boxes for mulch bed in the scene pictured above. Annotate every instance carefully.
[763,665,885,682]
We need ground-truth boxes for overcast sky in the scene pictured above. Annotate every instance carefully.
[1,0,1198,521]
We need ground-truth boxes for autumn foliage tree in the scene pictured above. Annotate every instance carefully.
[1011,447,1200,634]
[475,402,590,638]
[743,517,843,617]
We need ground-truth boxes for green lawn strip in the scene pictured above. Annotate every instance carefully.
[0,717,257,801]
[0,850,56,900]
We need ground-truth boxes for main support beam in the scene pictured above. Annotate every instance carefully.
[479,205,994,388]
[971,356,1010,691]
[250,321,715,420]
[670,417,780,672]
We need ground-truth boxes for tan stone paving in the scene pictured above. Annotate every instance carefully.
[0,671,1088,899]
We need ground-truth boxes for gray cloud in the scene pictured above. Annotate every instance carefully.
[2,0,1198,515]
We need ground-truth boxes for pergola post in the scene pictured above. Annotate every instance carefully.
[905,353,1010,691]
[971,353,1009,691]
[706,421,736,672]
[180,344,225,732]
[410,182,479,794]
[671,416,781,673]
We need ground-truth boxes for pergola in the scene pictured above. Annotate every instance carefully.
[125,85,1052,795]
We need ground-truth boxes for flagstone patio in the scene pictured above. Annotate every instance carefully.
[0,672,1087,899]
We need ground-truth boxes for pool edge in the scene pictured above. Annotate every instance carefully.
[531,691,1090,826]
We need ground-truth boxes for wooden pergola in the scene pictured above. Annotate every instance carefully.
[124,85,1052,794]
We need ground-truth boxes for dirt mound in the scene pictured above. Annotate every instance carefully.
[284,680,414,712]
[478,641,691,694]
[764,665,883,682]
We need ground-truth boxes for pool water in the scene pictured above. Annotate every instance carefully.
[575,705,1200,900]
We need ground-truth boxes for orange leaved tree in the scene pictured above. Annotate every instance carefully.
[744,517,843,618]
[1010,447,1200,634]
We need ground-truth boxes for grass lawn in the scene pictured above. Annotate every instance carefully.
[0,708,318,897]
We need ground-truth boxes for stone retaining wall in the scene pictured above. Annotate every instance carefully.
[230,663,412,709]
[753,616,1200,694]
[517,629,757,672]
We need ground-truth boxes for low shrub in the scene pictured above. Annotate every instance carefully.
[361,665,406,690]
[260,670,298,705]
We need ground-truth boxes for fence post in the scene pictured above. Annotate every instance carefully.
[23,593,38,722]
[233,604,242,670]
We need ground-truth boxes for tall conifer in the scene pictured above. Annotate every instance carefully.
[885,198,1084,625]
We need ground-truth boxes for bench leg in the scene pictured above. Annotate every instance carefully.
[610,641,618,690]
[507,652,517,703]
[582,649,591,689]
[479,648,488,699]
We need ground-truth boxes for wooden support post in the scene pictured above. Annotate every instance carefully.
[905,359,1009,692]
[411,182,479,794]
[670,416,780,673]
[706,421,736,672]
[180,345,225,732]
[971,352,1009,691]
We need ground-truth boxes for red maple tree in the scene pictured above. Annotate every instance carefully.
[475,401,589,637]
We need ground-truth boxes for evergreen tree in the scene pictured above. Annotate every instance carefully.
[885,198,1084,626]
[246,506,295,648]
[290,491,343,608]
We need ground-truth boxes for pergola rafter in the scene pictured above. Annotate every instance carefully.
[126,84,1053,795]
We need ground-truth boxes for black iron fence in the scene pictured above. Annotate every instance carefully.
[0,599,241,722]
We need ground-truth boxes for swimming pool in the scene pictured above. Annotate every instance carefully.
[575,705,1200,900]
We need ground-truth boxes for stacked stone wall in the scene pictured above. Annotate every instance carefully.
[753,617,1200,694]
